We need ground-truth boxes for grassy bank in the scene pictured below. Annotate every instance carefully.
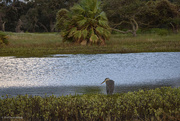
[0,87,179,121]
[0,32,180,57]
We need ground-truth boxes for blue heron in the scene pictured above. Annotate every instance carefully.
[101,78,114,95]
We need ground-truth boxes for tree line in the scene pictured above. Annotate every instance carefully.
[0,0,180,34]
[0,0,78,32]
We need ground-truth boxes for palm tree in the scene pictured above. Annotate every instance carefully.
[56,0,111,45]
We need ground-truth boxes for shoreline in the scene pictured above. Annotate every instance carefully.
[1,32,180,57]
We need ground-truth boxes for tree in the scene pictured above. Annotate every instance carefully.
[21,8,38,32]
[56,0,111,45]
[15,19,23,32]
[0,3,6,31]
[103,0,145,36]
[0,0,12,6]
[19,0,77,32]
[155,0,180,33]
[0,0,28,32]
[139,0,180,33]
[137,1,159,29]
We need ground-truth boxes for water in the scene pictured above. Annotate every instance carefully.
[0,52,180,96]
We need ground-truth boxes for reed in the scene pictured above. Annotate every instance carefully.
[0,32,180,57]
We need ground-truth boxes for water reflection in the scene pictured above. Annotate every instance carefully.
[0,52,180,96]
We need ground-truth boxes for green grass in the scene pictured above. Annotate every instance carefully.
[0,32,180,57]
[0,87,179,121]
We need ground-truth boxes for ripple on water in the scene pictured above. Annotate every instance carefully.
[0,52,180,96]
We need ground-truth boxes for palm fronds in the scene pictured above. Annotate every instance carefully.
[56,0,111,45]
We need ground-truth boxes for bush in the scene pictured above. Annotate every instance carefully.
[147,28,169,36]
[0,87,179,121]
[157,29,169,36]
[0,32,9,46]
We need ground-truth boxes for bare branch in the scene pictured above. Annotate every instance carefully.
[110,28,133,34]
[112,21,130,28]
[38,22,48,32]
[131,18,139,31]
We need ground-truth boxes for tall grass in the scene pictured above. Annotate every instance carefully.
[0,32,180,57]
[7,32,62,47]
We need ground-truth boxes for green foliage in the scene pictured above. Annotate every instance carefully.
[0,32,8,46]
[139,0,180,32]
[0,87,179,120]
[145,28,170,36]
[157,29,170,36]
[56,0,111,45]
[0,0,77,32]
[0,0,180,33]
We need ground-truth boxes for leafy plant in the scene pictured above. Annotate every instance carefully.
[0,87,179,120]
[0,32,8,46]
[157,29,169,36]
[148,28,170,36]
[56,0,111,45]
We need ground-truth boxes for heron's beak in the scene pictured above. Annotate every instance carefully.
[101,80,106,84]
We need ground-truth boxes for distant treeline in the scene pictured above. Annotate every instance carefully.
[0,0,180,33]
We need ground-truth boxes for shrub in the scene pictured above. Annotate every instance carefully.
[157,29,169,36]
[0,32,8,46]
[147,28,169,36]
[0,87,179,121]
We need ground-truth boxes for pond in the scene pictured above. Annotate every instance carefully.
[0,52,180,97]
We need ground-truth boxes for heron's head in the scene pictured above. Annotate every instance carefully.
[101,78,110,84]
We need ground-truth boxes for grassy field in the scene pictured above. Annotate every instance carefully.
[0,32,180,57]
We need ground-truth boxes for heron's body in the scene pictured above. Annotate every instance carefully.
[106,80,114,94]
[101,78,114,95]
